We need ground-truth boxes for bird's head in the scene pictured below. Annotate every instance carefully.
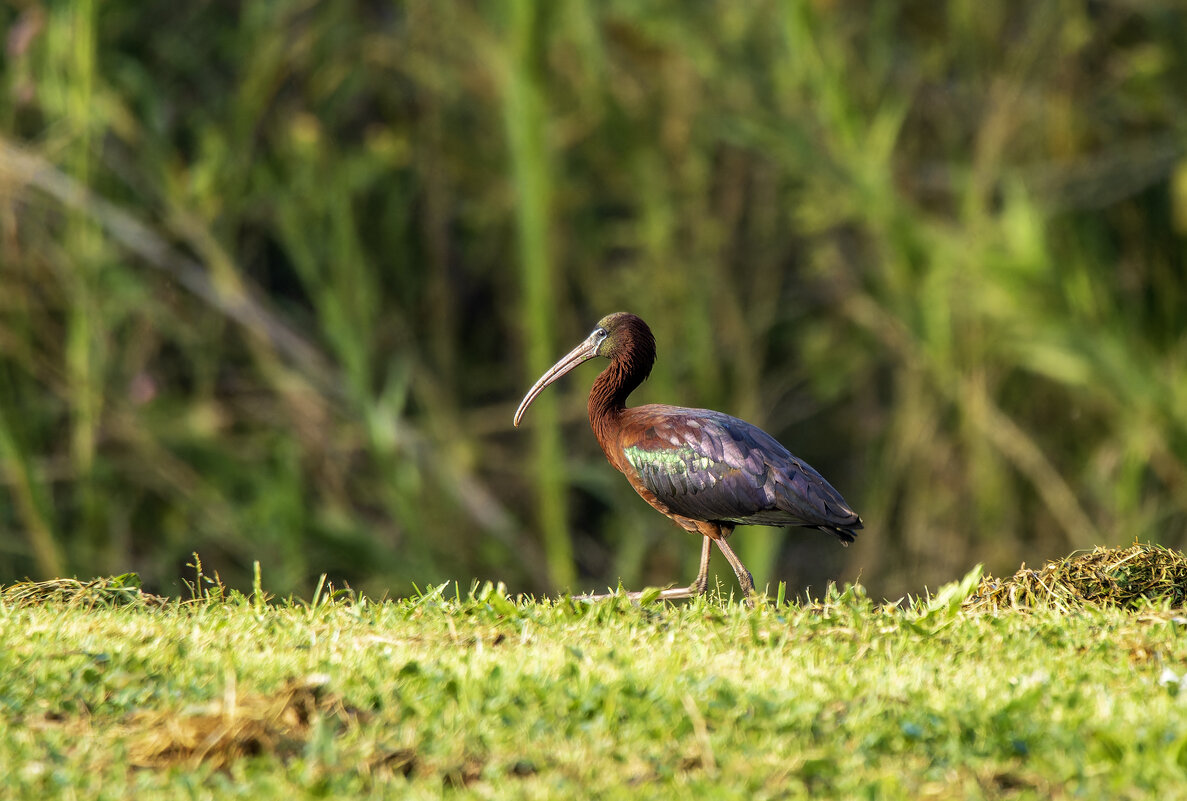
[513,312,655,427]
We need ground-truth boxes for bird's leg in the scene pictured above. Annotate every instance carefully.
[692,535,712,596]
[713,536,756,602]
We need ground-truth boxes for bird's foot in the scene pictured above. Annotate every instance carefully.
[574,584,701,603]
[739,576,756,609]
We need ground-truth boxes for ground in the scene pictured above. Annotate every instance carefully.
[2,556,1187,800]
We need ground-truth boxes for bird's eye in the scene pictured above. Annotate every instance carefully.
[594,326,608,339]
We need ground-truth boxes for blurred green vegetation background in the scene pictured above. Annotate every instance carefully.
[2,0,1186,601]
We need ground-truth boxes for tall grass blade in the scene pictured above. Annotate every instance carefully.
[502,0,575,592]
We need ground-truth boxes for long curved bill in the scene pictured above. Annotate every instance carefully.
[513,331,602,427]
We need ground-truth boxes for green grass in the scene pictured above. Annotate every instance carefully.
[4,571,1187,800]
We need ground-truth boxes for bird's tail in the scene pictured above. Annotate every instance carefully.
[822,521,861,546]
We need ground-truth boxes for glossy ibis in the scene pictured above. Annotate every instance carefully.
[513,312,862,602]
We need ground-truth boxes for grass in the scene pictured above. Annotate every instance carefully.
[4,553,1187,799]
[966,543,1187,613]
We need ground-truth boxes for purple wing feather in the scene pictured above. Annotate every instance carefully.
[620,406,862,538]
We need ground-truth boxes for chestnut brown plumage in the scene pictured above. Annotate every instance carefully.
[514,312,862,601]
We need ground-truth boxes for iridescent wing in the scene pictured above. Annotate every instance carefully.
[619,406,860,536]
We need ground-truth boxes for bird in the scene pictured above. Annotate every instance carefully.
[513,312,862,602]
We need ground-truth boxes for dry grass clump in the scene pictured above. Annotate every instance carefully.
[25,672,416,777]
[964,543,1187,612]
[0,574,166,609]
[124,674,366,770]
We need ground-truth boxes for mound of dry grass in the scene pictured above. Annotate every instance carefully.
[0,574,167,609]
[963,543,1187,612]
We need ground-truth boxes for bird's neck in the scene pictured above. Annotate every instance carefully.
[588,357,644,442]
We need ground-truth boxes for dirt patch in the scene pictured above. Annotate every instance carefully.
[123,673,362,770]
[964,543,1187,612]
